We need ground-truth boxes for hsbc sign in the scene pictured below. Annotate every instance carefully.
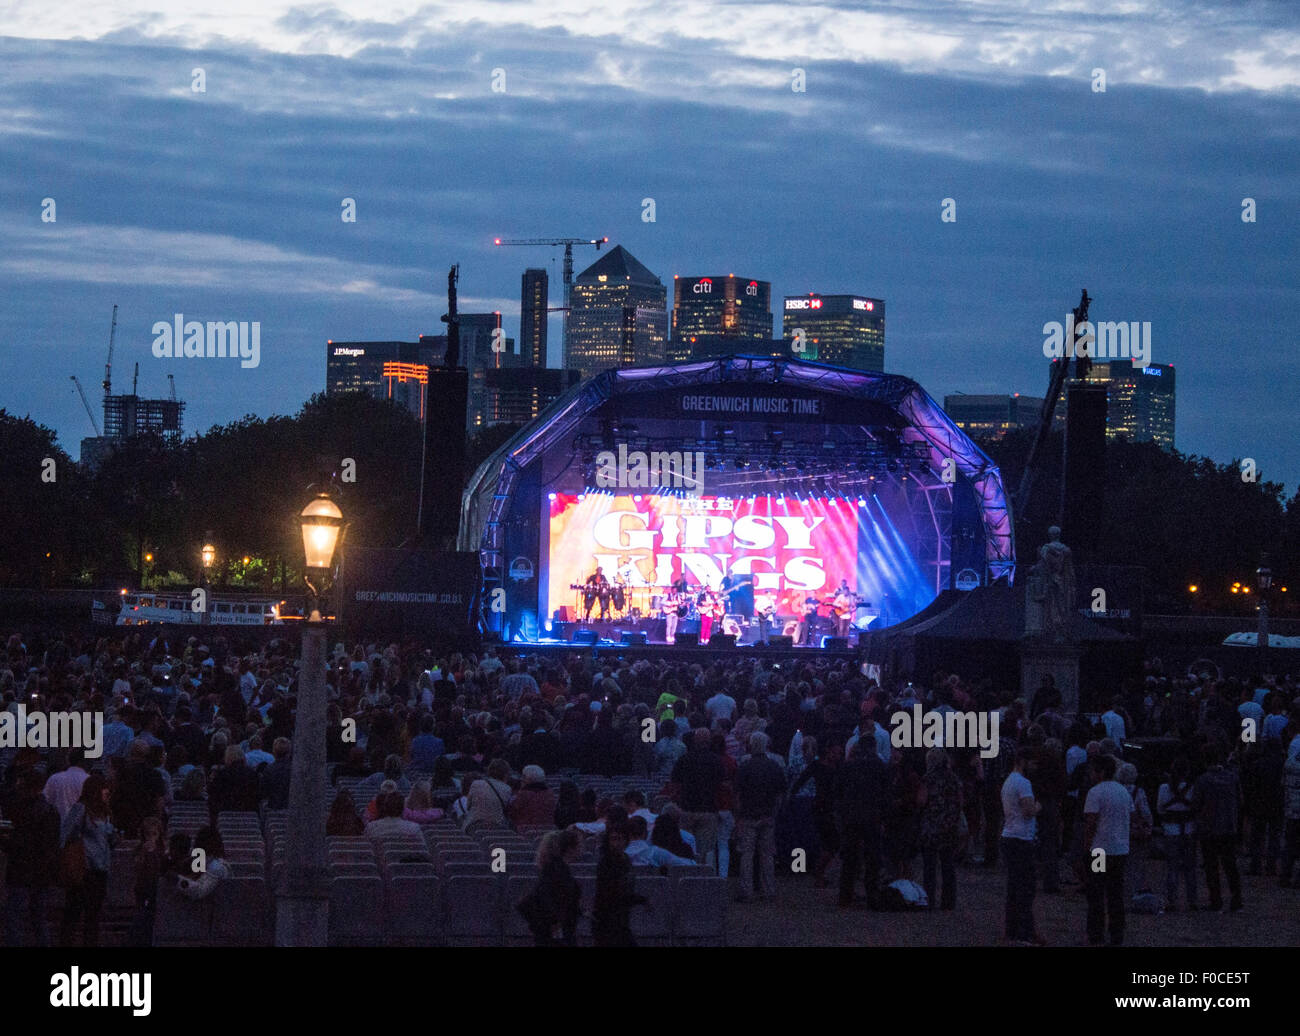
[784,298,822,311]
[852,299,875,311]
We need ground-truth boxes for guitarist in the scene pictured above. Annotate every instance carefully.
[832,580,856,639]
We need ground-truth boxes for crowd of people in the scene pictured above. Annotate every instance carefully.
[1,625,1297,946]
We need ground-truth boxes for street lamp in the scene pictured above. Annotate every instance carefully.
[200,537,216,623]
[1257,557,1272,672]
[276,488,346,947]
[300,493,345,622]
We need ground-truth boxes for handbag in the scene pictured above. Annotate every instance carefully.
[59,814,88,888]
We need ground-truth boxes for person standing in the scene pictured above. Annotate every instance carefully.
[1193,743,1243,912]
[734,732,787,902]
[1083,754,1133,946]
[1157,758,1198,909]
[919,747,962,910]
[58,775,117,947]
[1,770,60,946]
[592,813,644,947]
[1280,734,1300,887]
[1000,749,1040,944]
[835,737,888,909]
[520,829,582,946]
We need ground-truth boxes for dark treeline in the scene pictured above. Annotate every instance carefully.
[0,400,1293,615]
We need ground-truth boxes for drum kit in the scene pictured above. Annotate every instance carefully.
[568,579,635,619]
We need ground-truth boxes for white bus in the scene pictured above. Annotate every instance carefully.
[114,592,284,626]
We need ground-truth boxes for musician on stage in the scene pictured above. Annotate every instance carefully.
[698,586,720,643]
[584,567,610,620]
[754,593,776,646]
[833,579,856,639]
[664,576,689,644]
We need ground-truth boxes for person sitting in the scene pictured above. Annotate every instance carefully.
[650,810,696,863]
[402,781,445,824]
[463,759,514,833]
[207,744,260,822]
[365,790,423,840]
[176,826,230,900]
[625,814,693,868]
[508,765,557,828]
[326,789,366,836]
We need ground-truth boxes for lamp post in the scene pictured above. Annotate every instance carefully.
[1256,557,1272,675]
[275,490,345,947]
[200,538,216,624]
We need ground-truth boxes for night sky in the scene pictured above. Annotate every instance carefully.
[2,0,1296,490]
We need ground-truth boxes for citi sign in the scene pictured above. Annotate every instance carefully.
[693,278,713,294]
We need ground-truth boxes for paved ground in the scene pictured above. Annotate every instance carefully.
[724,858,1300,947]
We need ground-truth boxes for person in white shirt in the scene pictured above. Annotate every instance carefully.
[1000,751,1040,944]
[42,750,90,820]
[1083,754,1133,946]
[365,790,424,840]
[1100,700,1127,743]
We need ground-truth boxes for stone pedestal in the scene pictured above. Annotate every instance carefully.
[1020,640,1084,715]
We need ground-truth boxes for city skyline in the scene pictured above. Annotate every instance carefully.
[2,1,1296,492]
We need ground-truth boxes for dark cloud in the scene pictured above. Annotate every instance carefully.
[0,13,1296,490]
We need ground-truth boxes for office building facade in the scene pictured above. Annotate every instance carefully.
[566,245,668,380]
[461,313,520,432]
[520,268,548,368]
[486,367,582,426]
[1050,359,1176,448]
[780,294,885,371]
[944,393,1046,442]
[667,275,772,362]
[325,337,444,421]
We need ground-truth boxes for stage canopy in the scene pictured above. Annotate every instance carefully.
[460,355,1015,641]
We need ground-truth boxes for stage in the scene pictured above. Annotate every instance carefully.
[539,613,862,650]
[461,356,1016,646]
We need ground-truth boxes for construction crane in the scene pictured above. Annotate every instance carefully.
[70,376,101,435]
[102,303,118,398]
[492,236,607,361]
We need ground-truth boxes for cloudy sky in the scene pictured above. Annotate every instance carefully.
[2,0,1297,491]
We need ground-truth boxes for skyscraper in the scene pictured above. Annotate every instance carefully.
[1050,358,1176,448]
[667,275,772,362]
[944,393,1046,442]
[520,268,548,367]
[780,294,885,371]
[325,336,444,421]
[462,312,519,431]
[566,245,667,379]
[486,367,581,425]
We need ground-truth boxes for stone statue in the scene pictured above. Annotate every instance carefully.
[1029,526,1076,643]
